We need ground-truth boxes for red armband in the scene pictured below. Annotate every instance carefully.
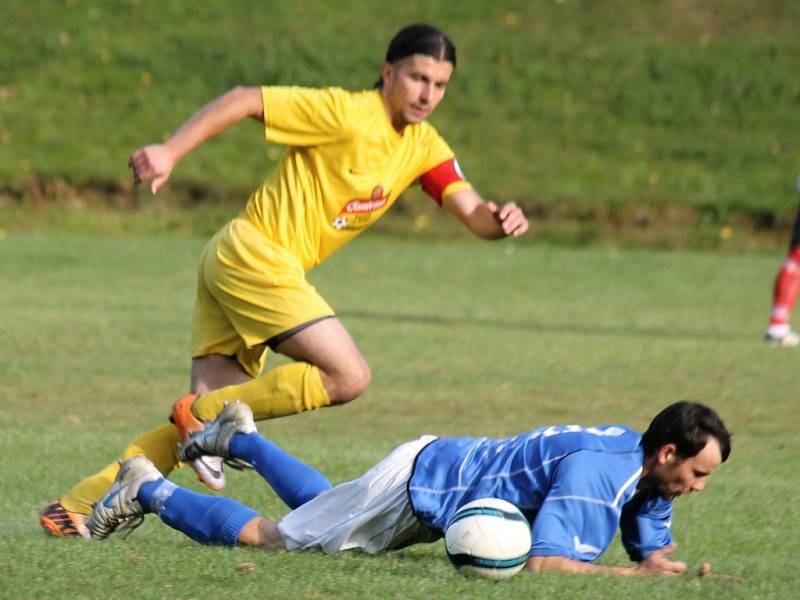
[420,159,467,204]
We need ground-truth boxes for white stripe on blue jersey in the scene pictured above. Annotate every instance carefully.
[408,424,672,561]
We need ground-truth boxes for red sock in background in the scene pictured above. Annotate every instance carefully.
[770,246,800,326]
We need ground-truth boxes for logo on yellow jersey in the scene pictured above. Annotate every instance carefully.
[332,186,390,230]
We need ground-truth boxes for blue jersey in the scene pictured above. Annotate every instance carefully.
[408,424,673,562]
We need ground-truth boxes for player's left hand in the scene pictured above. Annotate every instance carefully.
[486,201,529,237]
[634,543,688,576]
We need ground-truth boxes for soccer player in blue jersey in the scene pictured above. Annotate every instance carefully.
[88,401,730,577]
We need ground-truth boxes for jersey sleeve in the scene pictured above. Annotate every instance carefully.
[619,491,674,562]
[416,127,471,204]
[420,159,472,205]
[261,86,351,147]
[530,452,622,561]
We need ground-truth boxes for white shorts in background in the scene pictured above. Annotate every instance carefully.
[278,435,440,554]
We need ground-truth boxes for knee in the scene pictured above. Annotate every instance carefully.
[329,360,371,404]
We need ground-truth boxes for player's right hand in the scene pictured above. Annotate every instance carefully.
[635,543,688,576]
[128,143,176,194]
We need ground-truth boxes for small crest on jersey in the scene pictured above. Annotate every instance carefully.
[332,186,390,230]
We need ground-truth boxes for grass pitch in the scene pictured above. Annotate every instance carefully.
[0,231,797,598]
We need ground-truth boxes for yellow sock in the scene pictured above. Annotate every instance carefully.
[60,423,182,515]
[193,362,331,422]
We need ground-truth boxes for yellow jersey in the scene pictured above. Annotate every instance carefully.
[242,86,471,271]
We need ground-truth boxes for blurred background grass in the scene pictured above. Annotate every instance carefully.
[2,0,800,246]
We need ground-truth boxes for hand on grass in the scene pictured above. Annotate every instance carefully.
[129,143,176,194]
[634,544,688,576]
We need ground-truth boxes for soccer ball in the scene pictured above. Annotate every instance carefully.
[444,498,532,580]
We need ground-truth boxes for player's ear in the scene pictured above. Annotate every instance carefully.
[380,62,394,87]
[657,443,678,465]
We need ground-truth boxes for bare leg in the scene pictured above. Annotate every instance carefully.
[273,317,371,404]
[237,515,286,548]
[191,353,252,394]
[191,317,372,423]
[192,317,371,407]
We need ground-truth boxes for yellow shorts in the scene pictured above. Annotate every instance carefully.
[191,218,334,377]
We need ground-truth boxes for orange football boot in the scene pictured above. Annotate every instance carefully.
[170,394,226,491]
[39,500,89,539]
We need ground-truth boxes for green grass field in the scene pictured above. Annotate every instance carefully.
[2,1,800,597]
[1,232,797,598]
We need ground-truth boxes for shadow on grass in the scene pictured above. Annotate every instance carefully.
[339,309,743,343]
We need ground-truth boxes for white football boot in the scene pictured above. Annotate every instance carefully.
[87,455,162,540]
[179,401,257,470]
[764,327,800,347]
[170,394,227,491]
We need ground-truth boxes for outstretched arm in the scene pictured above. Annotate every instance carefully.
[442,188,528,240]
[526,555,636,576]
[526,544,698,577]
[129,86,264,194]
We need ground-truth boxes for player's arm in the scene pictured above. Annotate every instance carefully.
[442,188,528,239]
[526,555,636,575]
[526,544,690,576]
[129,86,264,194]
[528,490,692,577]
[618,491,694,575]
[525,452,690,578]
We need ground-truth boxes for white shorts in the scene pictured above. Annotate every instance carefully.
[278,436,440,554]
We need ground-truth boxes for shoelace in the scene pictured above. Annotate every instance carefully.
[89,502,145,540]
[179,402,255,470]
[179,437,252,470]
[114,513,146,538]
[223,457,252,470]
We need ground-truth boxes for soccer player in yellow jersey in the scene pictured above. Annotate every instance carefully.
[40,24,528,537]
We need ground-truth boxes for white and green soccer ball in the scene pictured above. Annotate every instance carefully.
[444,498,532,580]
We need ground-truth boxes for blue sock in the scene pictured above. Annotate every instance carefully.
[229,432,332,509]
[137,479,257,546]
[138,478,176,514]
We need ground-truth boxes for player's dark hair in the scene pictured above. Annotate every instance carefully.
[641,401,731,462]
[374,24,456,89]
